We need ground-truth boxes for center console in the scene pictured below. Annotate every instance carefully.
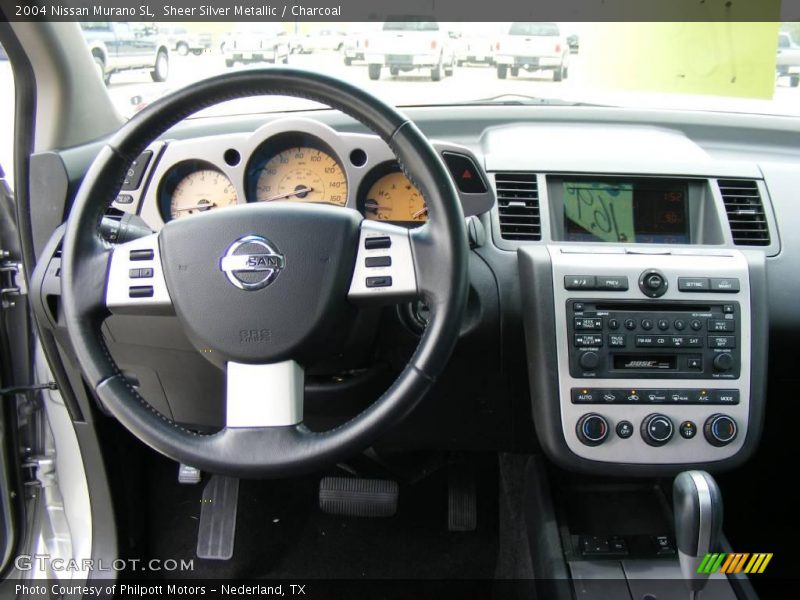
[514,174,769,473]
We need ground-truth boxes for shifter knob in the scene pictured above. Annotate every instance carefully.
[673,471,723,597]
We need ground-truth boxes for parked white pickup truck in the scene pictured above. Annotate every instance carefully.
[494,22,570,81]
[365,19,456,81]
[777,32,800,87]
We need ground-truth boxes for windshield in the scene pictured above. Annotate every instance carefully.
[89,21,800,119]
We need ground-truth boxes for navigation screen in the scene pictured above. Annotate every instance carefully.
[563,181,689,244]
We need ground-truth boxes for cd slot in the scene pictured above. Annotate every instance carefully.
[594,302,711,313]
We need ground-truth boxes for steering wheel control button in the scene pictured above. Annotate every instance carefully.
[565,275,597,290]
[121,150,153,190]
[366,276,393,288]
[616,421,634,439]
[365,256,392,268]
[129,248,155,261]
[704,414,738,446]
[576,413,609,446]
[678,277,709,292]
[679,421,697,439]
[641,414,674,446]
[579,351,600,370]
[364,236,391,250]
[115,194,134,205]
[596,276,629,291]
[710,278,740,293]
[639,269,668,298]
[129,286,154,298]
[129,268,153,278]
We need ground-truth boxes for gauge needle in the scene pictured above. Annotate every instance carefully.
[174,202,218,212]
[264,187,314,201]
[412,207,428,219]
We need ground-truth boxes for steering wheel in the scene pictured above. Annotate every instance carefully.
[61,69,468,477]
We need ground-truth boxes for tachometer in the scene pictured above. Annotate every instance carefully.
[254,146,347,206]
[159,161,238,222]
[362,171,427,224]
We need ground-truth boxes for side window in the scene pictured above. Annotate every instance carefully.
[0,42,14,189]
[778,35,790,49]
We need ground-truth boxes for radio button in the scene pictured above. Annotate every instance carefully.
[713,352,734,372]
[674,319,686,331]
[596,276,629,291]
[608,334,626,347]
[565,275,597,290]
[635,335,656,347]
[608,318,620,330]
[639,270,668,298]
[575,334,603,347]
[678,277,709,291]
[686,336,703,347]
[669,336,687,347]
[690,320,703,331]
[575,317,603,331]
[686,357,703,370]
[654,336,670,347]
[657,319,670,330]
[624,318,637,330]
[641,319,654,330]
[579,351,600,370]
[708,319,735,332]
[709,336,735,349]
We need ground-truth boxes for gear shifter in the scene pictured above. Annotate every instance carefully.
[673,471,723,599]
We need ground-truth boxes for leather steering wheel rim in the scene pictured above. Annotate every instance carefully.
[61,68,468,477]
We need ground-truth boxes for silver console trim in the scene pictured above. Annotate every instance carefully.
[549,244,751,464]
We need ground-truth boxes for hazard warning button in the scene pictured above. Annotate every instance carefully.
[442,152,488,194]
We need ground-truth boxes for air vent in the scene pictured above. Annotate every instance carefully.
[718,179,770,246]
[495,173,541,241]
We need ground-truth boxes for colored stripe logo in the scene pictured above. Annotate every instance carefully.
[697,552,773,574]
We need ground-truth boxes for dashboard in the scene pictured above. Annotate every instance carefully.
[30,104,800,476]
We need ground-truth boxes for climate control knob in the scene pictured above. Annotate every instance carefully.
[576,413,609,446]
[641,413,674,446]
[704,414,738,447]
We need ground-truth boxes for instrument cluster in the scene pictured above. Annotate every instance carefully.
[135,119,492,229]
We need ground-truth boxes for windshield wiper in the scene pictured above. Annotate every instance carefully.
[459,93,606,107]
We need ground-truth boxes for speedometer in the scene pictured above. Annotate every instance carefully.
[254,146,347,206]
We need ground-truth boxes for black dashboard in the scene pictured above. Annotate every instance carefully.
[28,103,800,476]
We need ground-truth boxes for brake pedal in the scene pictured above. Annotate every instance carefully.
[196,475,239,560]
[319,476,398,517]
[448,465,477,531]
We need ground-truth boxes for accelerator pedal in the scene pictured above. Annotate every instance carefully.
[448,465,477,531]
[319,476,398,517]
[196,475,239,560]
